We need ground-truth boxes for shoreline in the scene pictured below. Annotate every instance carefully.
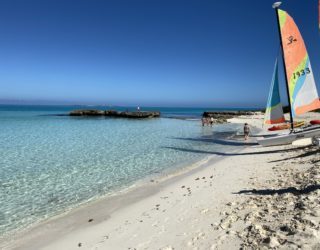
[4,142,289,250]
[0,116,242,242]
[0,135,248,249]
[0,117,251,245]
[6,114,320,249]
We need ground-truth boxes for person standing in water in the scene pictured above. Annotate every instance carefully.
[201,117,205,126]
[210,117,214,126]
[244,123,250,140]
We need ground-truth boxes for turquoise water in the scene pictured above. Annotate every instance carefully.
[0,105,243,236]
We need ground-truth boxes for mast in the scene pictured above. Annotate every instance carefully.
[273,2,294,131]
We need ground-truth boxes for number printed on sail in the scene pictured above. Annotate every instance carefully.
[293,68,310,79]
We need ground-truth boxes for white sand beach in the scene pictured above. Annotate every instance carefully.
[2,113,320,250]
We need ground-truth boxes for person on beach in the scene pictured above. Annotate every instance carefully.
[202,117,210,126]
[202,117,206,126]
[210,117,214,126]
[244,123,250,140]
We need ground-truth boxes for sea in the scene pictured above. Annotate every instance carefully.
[0,105,254,237]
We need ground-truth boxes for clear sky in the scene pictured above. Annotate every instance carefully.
[0,0,319,108]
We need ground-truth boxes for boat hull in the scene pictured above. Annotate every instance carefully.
[310,120,320,125]
[257,126,320,146]
[268,121,305,131]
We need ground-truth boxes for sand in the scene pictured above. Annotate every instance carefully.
[2,113,320,249]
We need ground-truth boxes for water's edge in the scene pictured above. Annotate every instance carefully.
[0,105,250,241]
[0,143,247,249]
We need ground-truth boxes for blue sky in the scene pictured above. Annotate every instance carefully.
[0,0,319,107]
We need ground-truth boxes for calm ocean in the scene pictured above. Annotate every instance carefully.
[0,105,247,236]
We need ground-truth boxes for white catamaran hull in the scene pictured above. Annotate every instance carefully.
[257,126,320,147]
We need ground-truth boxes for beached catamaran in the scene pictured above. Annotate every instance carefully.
[264,57,305,131]
[258,2,320,146]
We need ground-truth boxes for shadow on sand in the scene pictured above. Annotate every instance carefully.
[234,184,320,196]
[169,137,258,146]
[269,148,319,163]
[163,146,307,156]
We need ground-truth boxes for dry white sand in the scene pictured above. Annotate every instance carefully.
[2,113,320,250]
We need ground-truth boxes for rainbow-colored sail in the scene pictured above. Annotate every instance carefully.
[278,9,320,117]
[264,59,285,124]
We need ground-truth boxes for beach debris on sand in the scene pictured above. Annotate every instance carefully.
[215,146,320,249]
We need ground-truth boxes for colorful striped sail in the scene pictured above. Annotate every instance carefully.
[264,59,285,124]
[278,9,320,117]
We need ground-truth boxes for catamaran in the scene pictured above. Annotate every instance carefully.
[257,2,320,147]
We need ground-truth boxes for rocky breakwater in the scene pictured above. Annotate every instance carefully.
[69,110,160,118]
[202,111,262,124]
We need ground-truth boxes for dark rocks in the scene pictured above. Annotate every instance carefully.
[203,111,260,119]
[70,110,105,116]
[105,110,118,116]
[110,111,160,118]
[69,110,160,118]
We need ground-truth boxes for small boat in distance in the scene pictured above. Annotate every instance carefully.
[258,2,320,146]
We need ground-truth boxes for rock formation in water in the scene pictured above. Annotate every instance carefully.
[69,110,160,118]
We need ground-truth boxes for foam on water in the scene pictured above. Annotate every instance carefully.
[0,106,243,236]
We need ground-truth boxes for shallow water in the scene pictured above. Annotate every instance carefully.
[0,105,243,235]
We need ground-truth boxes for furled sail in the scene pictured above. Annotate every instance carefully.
[264,59,285,124]
[277,9,320,117]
